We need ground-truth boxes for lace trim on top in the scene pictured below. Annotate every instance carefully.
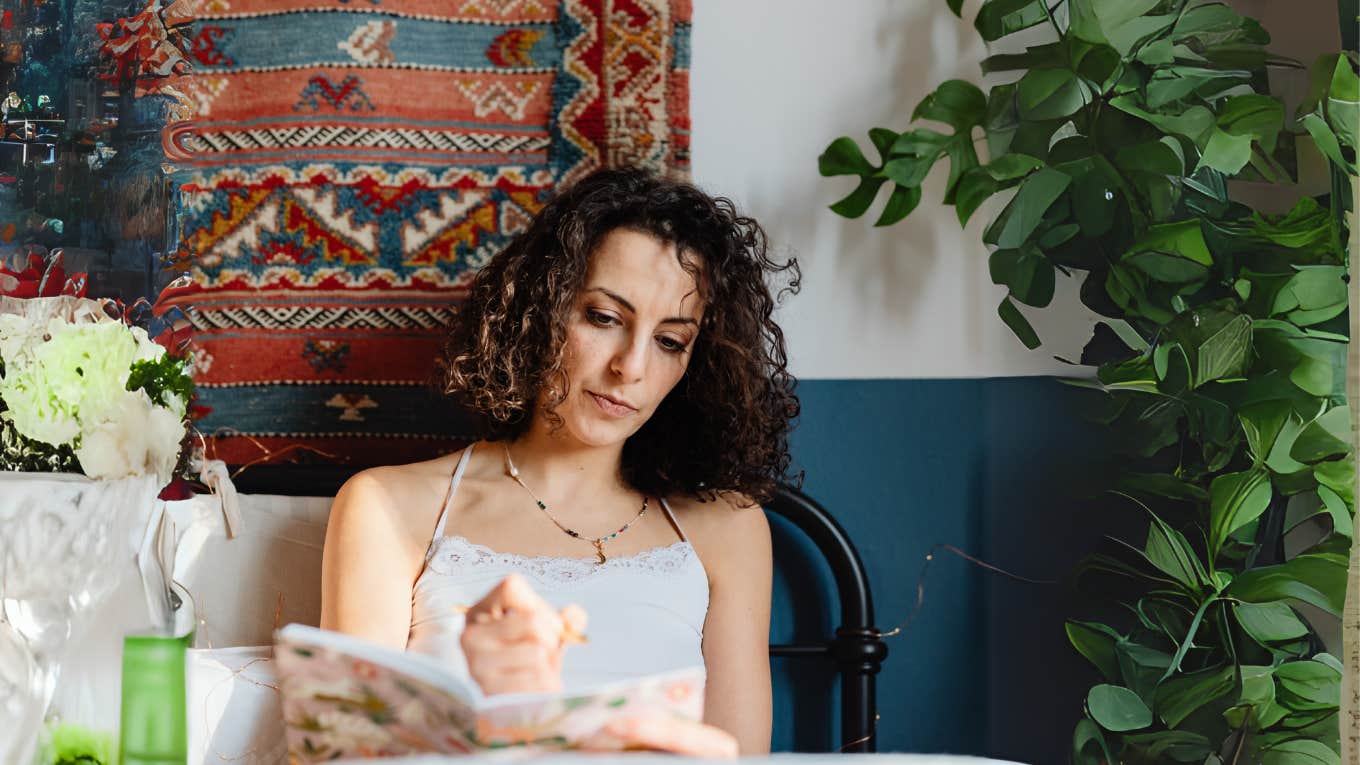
[424,534,700,588]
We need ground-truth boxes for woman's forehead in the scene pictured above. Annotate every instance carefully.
[584,229,706,314]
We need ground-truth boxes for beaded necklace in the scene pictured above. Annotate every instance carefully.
[502,443,648,565]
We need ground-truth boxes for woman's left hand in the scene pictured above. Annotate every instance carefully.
[580,712,739,758]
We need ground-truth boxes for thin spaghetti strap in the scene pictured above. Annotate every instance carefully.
[431,442,476,540]
[657,497,688,543]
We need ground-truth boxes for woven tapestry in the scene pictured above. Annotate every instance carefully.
[155,0,692,468]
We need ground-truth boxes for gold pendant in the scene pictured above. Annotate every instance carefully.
[593,540,607,565]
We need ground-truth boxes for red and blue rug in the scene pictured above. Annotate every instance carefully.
[155,0,692,467]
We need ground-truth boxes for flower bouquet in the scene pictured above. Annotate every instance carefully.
[0,295,195,765]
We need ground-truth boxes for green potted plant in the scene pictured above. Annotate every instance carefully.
[821,1,1357,761]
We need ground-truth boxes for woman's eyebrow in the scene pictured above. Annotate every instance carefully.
[587,286,699,326]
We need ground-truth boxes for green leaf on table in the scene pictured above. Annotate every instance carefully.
[998,295,1042,349]
[1088,684,1153,731]
[1067,620,1122,681]
[1274,659,1341,712]
[1208,469,1271,559]
[985,168,1072,248]
[1226,552,1348,616]
[1234,602,1309,644]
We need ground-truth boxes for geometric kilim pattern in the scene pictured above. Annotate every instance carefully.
[155,0,692,468]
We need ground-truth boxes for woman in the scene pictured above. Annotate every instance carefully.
[319,167,800,756]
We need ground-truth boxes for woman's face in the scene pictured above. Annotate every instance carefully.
[540,227,705,447]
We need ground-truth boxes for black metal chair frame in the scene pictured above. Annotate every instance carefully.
[230,468,888,752]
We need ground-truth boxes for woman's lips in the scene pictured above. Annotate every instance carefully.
[589,391,636,417]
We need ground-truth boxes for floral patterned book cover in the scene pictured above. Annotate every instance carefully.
[273,624,705,761]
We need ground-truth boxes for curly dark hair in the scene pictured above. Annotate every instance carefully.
[436,166,801,504]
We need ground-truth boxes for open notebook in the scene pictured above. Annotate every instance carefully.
[274,624,705,760]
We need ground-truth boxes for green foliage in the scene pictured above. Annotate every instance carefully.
[821,0,1357,760]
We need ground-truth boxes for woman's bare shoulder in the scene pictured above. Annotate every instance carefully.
[667,492,770,577]
[332,449,466,536]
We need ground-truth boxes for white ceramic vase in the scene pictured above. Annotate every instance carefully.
[0,471,161,764]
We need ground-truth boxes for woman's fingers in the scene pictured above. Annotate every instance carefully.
[584,714,739,758]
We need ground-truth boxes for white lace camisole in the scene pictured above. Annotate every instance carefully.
[405,442,710,692]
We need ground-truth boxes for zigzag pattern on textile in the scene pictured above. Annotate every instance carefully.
[190,304,455,331]
[158,0,691,466]
[180,126,553,154]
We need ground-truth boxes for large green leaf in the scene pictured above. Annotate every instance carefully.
[1225,553,1348,616]
[1121,730,1213,761]
[1144,509,1209,591]
[1290,406,1352,464]
[829,177,887,219]
[1260,739,1341,765]
[819,137,874,176]
[1252,320,1345,398]
[998,295,1041,349]
[875,185,922,227]
[912,79,988,131]
[1105,13,1178,56]
[1234,602,1309,644]
[1199,127,1254,175]
[1111,97,1216,144]
[1072,718,1113,765]
[1208,469,1271,560]
[953,167,999,225]
[1066,620,1122,681]
[1271,266,1348,326]
[1274,659,1342,712]
[1217,94,1285,153]
[974,0,1049,42]
[990,247,1056,307]
[1017,69,1090,121]
[1088,684,1153,731]
[1154,665,1236,728]
[985,168,1073,248]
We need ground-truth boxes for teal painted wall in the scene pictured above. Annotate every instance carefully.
[770,377,1117,762]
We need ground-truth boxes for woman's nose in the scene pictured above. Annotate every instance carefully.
[609,335,647,381]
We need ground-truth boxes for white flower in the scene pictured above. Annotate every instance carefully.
[74,389,185,483]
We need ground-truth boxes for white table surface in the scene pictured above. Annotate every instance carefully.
[337,754,1027,764]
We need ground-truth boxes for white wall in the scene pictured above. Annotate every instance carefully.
[689,0,1100,380]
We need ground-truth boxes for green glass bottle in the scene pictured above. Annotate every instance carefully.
[118,633,191,765]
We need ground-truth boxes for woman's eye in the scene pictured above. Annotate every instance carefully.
[587,310,616,326]
[657,337,687,353]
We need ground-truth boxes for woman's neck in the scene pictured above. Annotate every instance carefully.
[501,427,632,509]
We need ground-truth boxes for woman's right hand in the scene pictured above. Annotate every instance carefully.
[459,573,587,695]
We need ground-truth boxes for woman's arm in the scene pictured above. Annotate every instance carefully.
[697,496,774,755]
[319,469,430,650]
